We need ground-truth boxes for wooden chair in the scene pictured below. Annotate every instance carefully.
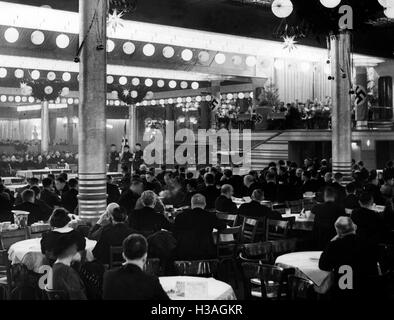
[302,199,316,211]
[44,285,69,300]
[216,226,241,261]
[270,238,298,261]
[27,225,51,239]
[241,262,287,300]
[0,228,30,250]
[286,200,303,214]
[216,212,238,227]
[240,216,267,243]
[0,250,11,300]
[174,259,219,278]
[287,275,316,300]
[145,258,162,276]
[266,217,295,241]
[239,242,273,265]
[272,203,287,215]
[109,246,124,269]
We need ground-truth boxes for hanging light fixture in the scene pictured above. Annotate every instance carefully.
[119,76,127,85]
[143,43,155,56]
[31,30,45,45]
[181,49,193,61]
[378,0,387,6]
[132,78,140,86]
[123,41,135,55]
[191,82,199,90]
[198,51,210,63]
[169,80,177,89]
[157,80,165,88]
[245,56,257,67]
[62,72,71,82]
[56,34,70,48]
[271,0,293,18]
[0,68,7,78]
[215,53,226,64]
[163,46,175,58]
[4,27,19,43]
[107,39,115,52]
[145,78,153,87]
[320,0,341,8]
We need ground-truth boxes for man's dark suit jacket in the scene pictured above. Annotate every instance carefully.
[238,200,282,219]
[263,182,278,202]
[118,190,140,213]
[128,206,171,235]
[92,223,135,265]
[344,194,360,210]
[351,207,386,245]
[200,185,220,209]
[215,195,237,213]
[311,201,346,250]
[319,234,378,298]
[106,183,121,204]
[61,189,78,213]
[40,189,61,208]
[103,264,169,300]
[173,208,226,259]
[13,202,48,225]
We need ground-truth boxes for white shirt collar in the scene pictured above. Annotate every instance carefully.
[53,226,73,233]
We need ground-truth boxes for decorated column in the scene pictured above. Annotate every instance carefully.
[78,0,107,222]
[128,104,137,148]
[330,31,352,178]
[67,104,74,145]
[40,100,49,154]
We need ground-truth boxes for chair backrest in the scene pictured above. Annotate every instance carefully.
[302,199,316,211]
[145,258,161,276]
[287,275,315,300]
[216,212,238,227]
[241,262,285,300]
[272,203,287,215]
[0,228,30,250]
[266,218,294,240]
[109,246,124,269]
[286,200,303,214]
[0,249,11,283]
[240,216,267,243]
[270,238,298,259]
[45,285,69,300]
[174,259,219,277]
[27,225,52,239]
[239,242,272,264]
[216,226,241,259]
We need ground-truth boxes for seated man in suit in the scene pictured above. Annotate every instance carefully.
[343,182,360,213]
[40,177,61,209]
[215,184,237,213]
[129,190,171,236]
[173,194,226,260]
[118,179,144,214]
[351,192,386,245]
[319,216,379,299]
[93,207,135,265]
[312,187,346,250]
[13,189,49,225]
[200,173,220,210]
[238,189,281,219]
[102,234,169,300]
[61,178,78,214]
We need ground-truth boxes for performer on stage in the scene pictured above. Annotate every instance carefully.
[108,144,120,172]
[121,145,133,173]
[132,143,144,172]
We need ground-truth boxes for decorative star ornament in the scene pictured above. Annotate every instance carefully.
[123,89,129,97]
[107,9,124,35]
[20,82,28,89]
[282,35,298,52]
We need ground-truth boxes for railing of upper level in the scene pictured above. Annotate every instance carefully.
[216,106,394,131]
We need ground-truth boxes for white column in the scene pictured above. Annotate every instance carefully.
[41,100,49,154]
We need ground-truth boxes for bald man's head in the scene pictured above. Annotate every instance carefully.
[335,216,356,238]
[191,193,206,209]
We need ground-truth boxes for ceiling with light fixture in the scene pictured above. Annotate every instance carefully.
[4,0,394,58]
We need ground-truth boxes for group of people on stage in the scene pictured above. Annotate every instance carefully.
[108,143,144,173]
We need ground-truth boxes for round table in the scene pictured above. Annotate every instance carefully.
[275,251,334,294]
[8,238,97,273]
[159,276,236,300]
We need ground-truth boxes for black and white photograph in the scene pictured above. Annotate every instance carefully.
[0,0,394,313]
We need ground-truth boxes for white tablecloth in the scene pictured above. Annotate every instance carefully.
[8,238,96,273]
[159,276,236,300]
[275,251,334,294]
[16,169,71,179]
